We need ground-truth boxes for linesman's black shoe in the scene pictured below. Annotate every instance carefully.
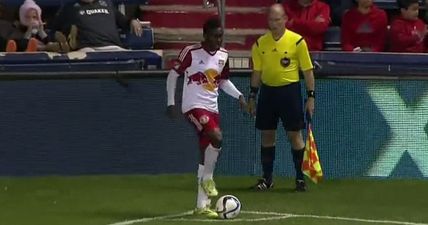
[252,178,274,191]
[295,179,307,192]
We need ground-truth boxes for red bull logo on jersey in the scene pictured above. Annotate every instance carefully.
[187,69,220,92]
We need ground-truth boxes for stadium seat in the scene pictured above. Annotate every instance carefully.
[139,1,267,52]
[142,10,267,29]
[0,50,162,71]
[147,0,273,7]
[324,26,341,51]
[121,28,154,50]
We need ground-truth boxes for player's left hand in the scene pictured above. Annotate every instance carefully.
[238,95,248,112]
[166,105,178,119]
[130,19,143,37]
[305,97,315,118]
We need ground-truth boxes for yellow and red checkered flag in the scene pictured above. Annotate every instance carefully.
[302,123,323,183]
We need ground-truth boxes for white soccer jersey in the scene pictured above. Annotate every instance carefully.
[174,43,230,114]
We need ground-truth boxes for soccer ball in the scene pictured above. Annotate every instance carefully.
[215,195,241,219]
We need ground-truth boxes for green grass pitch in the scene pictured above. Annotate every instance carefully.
[1,175,427,225]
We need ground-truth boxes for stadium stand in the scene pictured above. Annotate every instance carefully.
[139,0,271,51]
[0,50,162,73]
[138,0,275,68]
[0,0,148,6]
[324,26,341,51]
[1,0,427,69]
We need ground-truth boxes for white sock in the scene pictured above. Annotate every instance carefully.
[197,164,210,208]
[202,144,221,181]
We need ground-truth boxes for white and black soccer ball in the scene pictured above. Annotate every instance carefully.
[215,195,241,219]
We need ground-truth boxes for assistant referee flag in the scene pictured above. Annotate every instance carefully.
[302,123,323,183]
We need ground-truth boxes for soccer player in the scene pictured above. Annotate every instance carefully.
[390,0,427,53]
[248,4,315,192]
[166,18,247,218]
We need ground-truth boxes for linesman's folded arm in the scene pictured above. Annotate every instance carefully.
[166,69,180,106]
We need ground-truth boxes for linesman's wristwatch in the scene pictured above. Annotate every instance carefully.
[307,90,315,99]
[249,86,259,99]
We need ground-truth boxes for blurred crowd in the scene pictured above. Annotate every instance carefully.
[280,0,428,53]
[0,0,143,53]
[1,0,428,53]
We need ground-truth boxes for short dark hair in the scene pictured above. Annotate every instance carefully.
[397,0,419,9]
[203,17,222,35]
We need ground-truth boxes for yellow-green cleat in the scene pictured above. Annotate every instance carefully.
[201,179,218,197]
[193,207,218,219]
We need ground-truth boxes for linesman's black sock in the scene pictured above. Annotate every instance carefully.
[292,148,305,181]
[261,146,275,183]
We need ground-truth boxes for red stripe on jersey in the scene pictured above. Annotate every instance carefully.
[179,43,201,62]
[219,47,228,54]
[220,59,230,79]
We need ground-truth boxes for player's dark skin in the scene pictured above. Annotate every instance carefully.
[167,26,247,163]
[166,28,223,118]
[166,27,224,152]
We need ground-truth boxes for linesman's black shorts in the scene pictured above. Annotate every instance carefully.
[255,82,305,131]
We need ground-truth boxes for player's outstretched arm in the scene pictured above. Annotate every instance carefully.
[219,79,247,111]
[166,69,180,118]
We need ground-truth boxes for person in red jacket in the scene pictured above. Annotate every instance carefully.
[341,0,388,52]
[283,0,331,51]
[390,0,427,53]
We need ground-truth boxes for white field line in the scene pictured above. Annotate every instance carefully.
[107,210,428,225]
[107,211,192,225]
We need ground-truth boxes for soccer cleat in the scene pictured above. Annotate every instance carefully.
[193,207,218,219]
[201,179,218,197]
[295,179,307,192]
[253,178,274,191]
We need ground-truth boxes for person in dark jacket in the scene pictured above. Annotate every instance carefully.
[52,0,143,52]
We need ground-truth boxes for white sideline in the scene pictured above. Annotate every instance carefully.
[107,211,193,225]
[107,210,428,225]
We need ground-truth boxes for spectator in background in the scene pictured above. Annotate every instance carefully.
[1,0,68,52]
[18,0,48,48]
[283,0,331,51]
[341,0,388,52]
[0,0,38,52]
[52,0,143,52]
[390,0,427,53]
